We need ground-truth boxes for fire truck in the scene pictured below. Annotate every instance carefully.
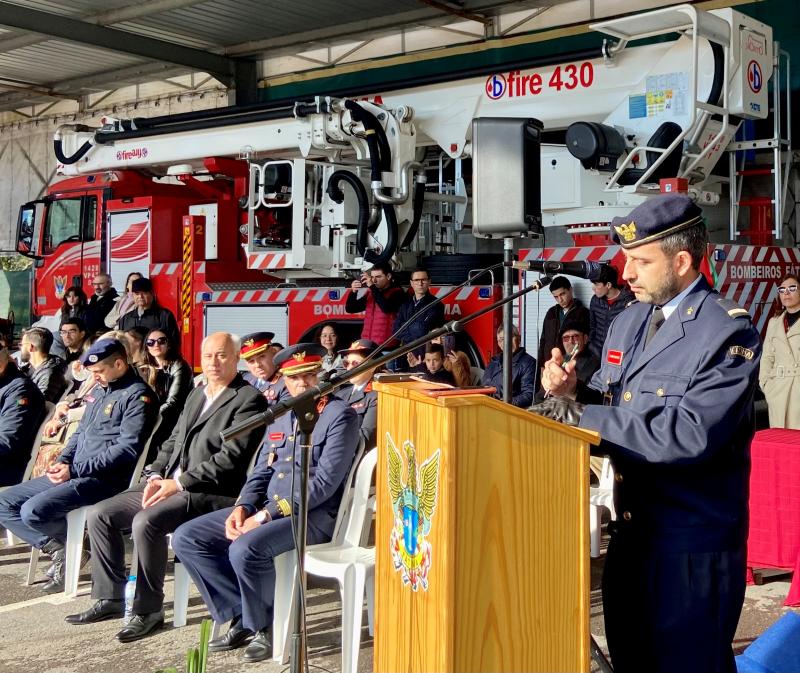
[13,4,795,369]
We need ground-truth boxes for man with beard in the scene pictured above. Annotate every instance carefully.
[537,195,761,673]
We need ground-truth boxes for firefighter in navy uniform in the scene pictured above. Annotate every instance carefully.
[537,195,762,673]
[336,339,380,449]
[171,343,360,663]
[240,332,286,405]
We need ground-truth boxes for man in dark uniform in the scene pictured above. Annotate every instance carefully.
[171,343,359,663]
[240,331,285,405]
[0,339,157,592]
[66,332,267,641]
[117,277,179,344]
[539,195,761,673]
[0,346,46,486]
[337,339,380,448]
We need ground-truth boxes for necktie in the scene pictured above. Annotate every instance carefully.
[645,306,665,347]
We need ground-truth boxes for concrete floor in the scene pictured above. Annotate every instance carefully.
[0,531,795,673]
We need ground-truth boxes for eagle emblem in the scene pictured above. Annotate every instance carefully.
[614,221,637,243]
[54,275,68,299]
[387,433,441,591]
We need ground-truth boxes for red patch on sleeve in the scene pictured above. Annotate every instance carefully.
[607,350,624,366]
[269,432,285,441]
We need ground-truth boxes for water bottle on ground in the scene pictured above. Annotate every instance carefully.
[123,575,137,625]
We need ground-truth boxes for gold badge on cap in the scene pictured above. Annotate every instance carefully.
[244,338,255,347]
[294,351,306,362]
[614,222,637,243]
[350,341,361,350]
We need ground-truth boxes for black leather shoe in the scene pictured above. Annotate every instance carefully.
[65,599,125,625]
[115,612,165,643]
[241,629,271,663]
[41,549,65,594]
[208,616,253,652]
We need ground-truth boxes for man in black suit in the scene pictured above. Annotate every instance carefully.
[66,332,267,642]
[86,273,119,334]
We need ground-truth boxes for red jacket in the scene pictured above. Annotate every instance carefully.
[345,285,406,345]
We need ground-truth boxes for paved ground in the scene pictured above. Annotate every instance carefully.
[0,531,794,673]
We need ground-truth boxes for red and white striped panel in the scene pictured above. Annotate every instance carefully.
[150,263,180,276]
[197,285,478,305]
[247,252,289,270]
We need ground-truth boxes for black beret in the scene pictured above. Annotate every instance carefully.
[610,195,704,249]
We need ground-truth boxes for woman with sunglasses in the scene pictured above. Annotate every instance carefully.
[144,329,193,448]
[760,274,800,429]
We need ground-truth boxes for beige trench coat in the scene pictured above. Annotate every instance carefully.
[759,311,800,429]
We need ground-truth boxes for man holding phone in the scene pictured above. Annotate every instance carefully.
[345,262,406,345]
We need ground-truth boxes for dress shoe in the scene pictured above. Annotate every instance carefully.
[208,616,253,652]
[66,599,125,625]
[241,629,271,663]
[115,611,165,643]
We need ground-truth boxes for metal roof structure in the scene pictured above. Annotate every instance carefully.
[0,0,566,113]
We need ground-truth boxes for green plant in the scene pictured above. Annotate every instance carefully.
[155,618,212,673]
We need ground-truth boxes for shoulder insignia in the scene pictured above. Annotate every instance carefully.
[139,395,152,403]
[716,297,751,320]
[17,397,28,406]
[625,299,639,308]
[728,345,755,360]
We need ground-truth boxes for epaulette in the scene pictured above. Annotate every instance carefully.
[716,297,751,320]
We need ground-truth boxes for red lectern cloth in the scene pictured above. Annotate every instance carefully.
[746,429,800,606]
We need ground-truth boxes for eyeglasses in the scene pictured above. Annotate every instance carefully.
[146,337,168,347]
[410,278,430,283]
[343,359,362,368]
[562,334,584,342]
[778,285,798,295]
[59,329,79,335]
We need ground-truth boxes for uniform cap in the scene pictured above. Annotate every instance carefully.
[609,195,704,249]
[80,338,126,366]
[338,339,380,357]
[240,332,275,360]
[273,343,327,375]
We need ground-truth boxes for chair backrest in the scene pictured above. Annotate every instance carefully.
[330,436,367,543]
[597,456,615,491]
[341,447,378,548]
[20,401,56,482]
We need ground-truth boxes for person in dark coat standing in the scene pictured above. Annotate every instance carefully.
[171,343,360,663]
[536,276,590,370]
[0,339,156,592]
[66,332,267,642]
[86,273,119,335]
[482,325,537,408]
[588,265,635,359]
[117,277,179,345]
[539,195,762,673]
[0,347,46,486]
[19,327,67,403]
[392,267,445,370]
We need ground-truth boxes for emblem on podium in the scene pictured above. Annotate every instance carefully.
[387,433,441,591]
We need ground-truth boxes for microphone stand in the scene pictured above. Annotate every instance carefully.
[220,274,553,673]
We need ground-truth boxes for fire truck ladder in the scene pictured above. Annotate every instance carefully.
[728,45,792,243]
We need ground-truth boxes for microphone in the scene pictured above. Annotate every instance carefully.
[504,259,603,281]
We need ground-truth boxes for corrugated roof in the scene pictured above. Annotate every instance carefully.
[0,0,562,112]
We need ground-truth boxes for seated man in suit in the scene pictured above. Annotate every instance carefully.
[336,339,380,448]
[171,343,360,663]
[65,332,267,642]
[240,331,285,405]
[0,339,156,593]
[0,346,46,486]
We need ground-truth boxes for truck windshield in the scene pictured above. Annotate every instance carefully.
[42,197,96,254]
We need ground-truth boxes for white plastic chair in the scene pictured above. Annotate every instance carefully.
[2,402,55,547]
[26,430,155,591]
[589,456,617,558]
[272,447,378,673]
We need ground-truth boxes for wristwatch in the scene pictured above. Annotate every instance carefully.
[253,508,271,524]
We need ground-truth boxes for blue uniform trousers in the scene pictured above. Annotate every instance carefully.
[602,526,746,673]
[0,475,122,548]
[172,507,329,632]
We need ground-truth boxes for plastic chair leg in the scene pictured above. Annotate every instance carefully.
[6,528,18,546]
[173,562,190,627]
[65,506,88,596]
[26,547,40,586]
[340,564,366,673]
[589,505,600,559]
[272,551,297,664]
[365,567,375,637]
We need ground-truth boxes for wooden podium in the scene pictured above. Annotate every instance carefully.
[372,382,600,673]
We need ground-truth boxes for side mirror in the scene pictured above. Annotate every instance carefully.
[15,202,43,258]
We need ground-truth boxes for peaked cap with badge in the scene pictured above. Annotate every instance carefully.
[240,332,275,360]
[273,343,327,375]
[610,194,704,249]
[338,339,380,357]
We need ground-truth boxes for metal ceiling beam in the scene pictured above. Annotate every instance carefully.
[0,1,238,85]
